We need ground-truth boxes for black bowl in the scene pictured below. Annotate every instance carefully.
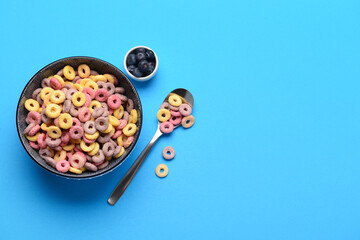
[16,56,142,179]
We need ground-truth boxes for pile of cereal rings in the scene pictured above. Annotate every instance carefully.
[157,93,195,133]
[23,64,139,174]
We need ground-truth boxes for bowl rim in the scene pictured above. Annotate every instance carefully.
[124,46,158,81]
[16,56,143,180]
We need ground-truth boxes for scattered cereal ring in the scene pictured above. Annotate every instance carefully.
[179,103,192,116]
[47,126,62,139]
[39,148,53,159]
[169,115,182,126]
[72,92,86,107]
[181,115,195,129]
[162,146,175,160]
[157,109,171,122]
[168,94,182,107]
[160,122,174,133]
[25,99,40,112]
[155,164,168,178]
[84,80,98,91]
[46,103,62,118]
[50,90,65,104]
[58,113,73,129]
[78,64,90,78]
[56,159,70,173]
[45,136,61,148]
[123,123,137,136]
[102,142,115,157]
[41,78,50,88]
[126,99,134,112]
[62,143,75,151]
[63,65,75,80]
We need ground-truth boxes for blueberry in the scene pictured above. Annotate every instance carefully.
[138,60,150,73]
[136,48,146,53]
[145,65,155,76]
[136,52,146,62]
[132,67,143,77]
[149,61,156,68]
[145,50,155,60]
[126,54,137,66]
[127,65,136,73]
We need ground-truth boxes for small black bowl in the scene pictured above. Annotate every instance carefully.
[16,56,142,179]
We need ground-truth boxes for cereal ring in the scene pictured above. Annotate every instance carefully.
[117,134,125,146]
[69,126,84,139]
[95,89,108,102]
[126,99,134,112]
[27,111,41,125]
[54,150,66,161]
[181,115,195,128]
[89,100,102,113]
[69,104,78,117]
[123,123,137,136]
[160,122,174,133]
[162,146,175,160]
[114,146,125,158]
[40,109,52,124]
[39,148,53,159]
[83,93,91,107]
[113,105,124,119]
[62,100,71,113]
[41,78,50,88]
[83,121,97,134]
[170,110,181,117]
[92,106,105,118]
[88,142,100,156]
[84,80,98,91]
[155,164,168,178]
[50,77,62,90]
[47,126,62,139]
[44,157,57,168]
[129,109,138,124]
[90,70,99,76]
[82,87,95,99]
[50,90,65,104]
[71,138,82,145]
[45,136,61,148]
[36,94,44,106]
[159,102,169,110]
[56,69,64,77]
[60,130,70,144]
[97,81,106,90]
[85,162,98,172]
[122,111,129,122]
[179,103,192,116]
[168,104,179,111]
[84,131,99,140]
[157,109,171,122]
[109,115,120,127]
[54,75,65,87]
[104,74,114,84]
[105,82,115,95]
[29,141,40,149]
[56,159,70,173]
[23,122,36,135]
[71,117,81,127]
[102,142,115,157]
[69,167,82,174]
[111,130,122,139]
[69,153,86,168]
[63,65,75,80]
[123,136,134,148]
[78,107,91,122]
[168,95,182,107]
[95,117,109,132]
[58,113,73,129]
[97,132,111,144]
[78,64,90,78]
[46,103,62,118]
[25,99,40,112]
[169,115,181,126]
[37,133,47,149]
[72,92,86,107]
[65,88,77,100]
[79,78,90,86]
[92,149,105,163]
[93,75,107,82]
[114,87,124,94]
[63,143,75,151]
[107,95,121,109]
[28,124,41,136]
[80,140,95,152]
[83,135,95,144]
[32,88,42,100]
[26,132,40,141]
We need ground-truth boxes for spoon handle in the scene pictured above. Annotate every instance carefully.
[107,127,163,205]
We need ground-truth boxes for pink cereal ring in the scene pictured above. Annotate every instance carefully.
[116,119,127,130]
[54,117,60,127]
[72,117,81,127]
[107,95,121,109]
[29,141,40,149]
[169,115,182,126]
[82,87,95,99]
[124,136,134,148]
[60,131,70,144]
[95,89,109,102]
[83,136,96,144]
[66,152,72,161]
[76,79,82,84]
[160,122,174,134]
[170,110,181,117]
[28,124,41,136]
[50,77,62,90]
[179,103,192,116]
[93,160,104,166]
[37,133,47,149]
[108,109,114,115]
[111,130,122,139]
[83,93,91,107]
[76,151,87,161]
[56,159,70,173]
[78,107,91,122]
[69,153,86,169]
[69,126,84,139]
[27,111,41,125]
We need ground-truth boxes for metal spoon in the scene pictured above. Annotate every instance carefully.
[107,88,194,206]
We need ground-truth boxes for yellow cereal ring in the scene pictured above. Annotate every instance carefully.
[123,123,137,136]
[37,107,43,113]
[88,100,101,113]
[155,164,168,178]
[64,81,73,86]
[58,113,73,129]
[93,75,107,82]
[54,150,66,162]
[88,142,100,156]
[25,99,40,112]
[78,64,90,78]
[63,143,75,151]
[26,132,40,141]
[69,167,82,174]
[104,74,114,84]
[84,131,99,140]
[113,105,124,119]
[79,78,91,87]
[168,94,182,107]
[46,103,62,118]
[63,65,75,80]
[117,135,125,146]
[109,115,120,127]
[101,123,114,134]
[50,90,65,104]
[84,80,98,91]
[114,146,125,158]
[54,75,65,87]
[109,125,115,137]
[129,109,138,124]
[79,167,86,172]
[73,83,83,91]
[72,92,86,107]
[47,126,62,139]
[157,109,171,122]
[80,140,95,152]
[40,87,54,100]
[41,123,49,131]
[70,138,82,144]
[43,94,51,106]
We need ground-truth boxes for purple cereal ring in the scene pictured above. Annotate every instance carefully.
[90,70,99,75]
[69,104,78,117]
[85,162,98,172]
[109,139,117,147]
[69,153,86,168]
[39,148,53,159]
[78,107,91,122]
[50,77,62,90]
[169,104,179,111]
[63,84,72,90]
[102,110,109,118]
[98,161,109,170]
[86,154,92,162]
[36,93,43,105]
[95,117,109,132]
[126,99,134,112]
[169,115,182,126]
[41,109,52,124]
[179,103,192,116]
[73,76,81,83]
[62,99,71,113]
[124,136,134,148]
[27,111,41,124]
[113,146,122,157]
[122,111,129,122]
[45,136,61,148]
[160,102,169,110]
[115,93,127,103]
[83,121,96,134]
[23,122,36,135]
[111,130,122,139]
[92,106,104,119]
[92,149,105,163]
[162,146,175,160]
[28,124,41,136]
[100,102,109,111]
[116,119,127,130]
[56,159,70,173]
[160,122,174,134]
[107,95,121,109]
[97,132,111,144]
[115,87,125,94]
[102,142,115,157]
[32,88,42,99]
[170,110,181,117]
[41,78,50,88]
[44,156,56,168]
[56,69,64,77]
[37,133,47,149]
[66,88,77,100]
[29,141,40,150]
[95,89,108,102]
[106,82,115,95]
[69,126,84,139]
[82,87,95,99]
[97,81,106,89]
[110,74,118,85]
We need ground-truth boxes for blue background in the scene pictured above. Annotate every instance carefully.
[1,0,360,239]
